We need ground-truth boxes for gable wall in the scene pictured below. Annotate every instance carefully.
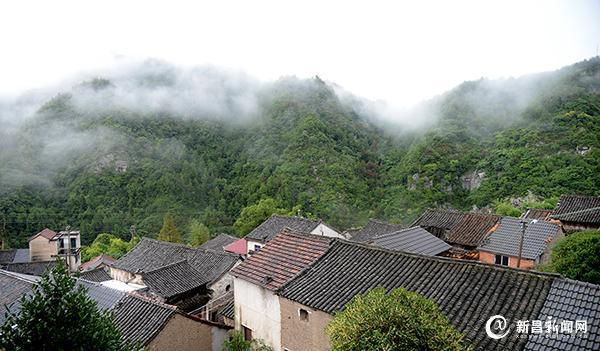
[279,297,332,351]
[28,236,56,262]
[310,224,342,238]
[148,313,213,351]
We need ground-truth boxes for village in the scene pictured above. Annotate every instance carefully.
[0,194,599,350]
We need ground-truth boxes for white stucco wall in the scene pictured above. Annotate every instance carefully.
[233,277,281,350]
[246,240,263,254]
[310,223,343,238]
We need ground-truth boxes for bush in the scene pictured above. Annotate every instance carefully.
[548,231,600,284]
[326,287,471,351]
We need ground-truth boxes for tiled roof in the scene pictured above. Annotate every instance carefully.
[244,215,321,242]
[411,208,465,230]
[552,195,600,224]
[112,294,176,346]
[372,226,451,256]
[0,270,35,324]
[524,278,600,351]
[231,231,331,291]
[522,208,553,221]
[29,228,58,241]
[279,239,557,351]
[2,261,56,276]
[349,219,405,243]
[142,260,208,299]
[113,237,239,284]
[80,253,116,272]
[478,217,560,260]
[0,250,16,264]
[79,267,112,282]
[224,238,248,255]
[219,299,235,320]
[445,213,500,247]
[200,233,238,251]
[77,279,125,310]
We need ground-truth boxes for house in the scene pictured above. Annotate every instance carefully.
[230,230,331,350]
[110,238,241,310]
[79,253,116,272]
[521,208,553,221]
[411,208,465,238]
[79,267,112,282]
[244,215,342,254]
[346,219,404,243]
[276,239,600,351]
[0,270,231,351]
[551,195,600,233]
[28,228,81,271]
[223,238,248,255]
[200,233,238,252]
[372,226,451,256]
[478,217,562,269]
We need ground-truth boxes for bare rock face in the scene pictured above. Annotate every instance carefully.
[576,146,591,155]
[460,170,486,191]
[408,173,419,191]
[94,154,128,173]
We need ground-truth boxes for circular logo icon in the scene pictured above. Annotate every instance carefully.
[486,315,510,339]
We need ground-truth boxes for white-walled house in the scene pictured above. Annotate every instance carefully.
[244,215,343,254]
[28,228,81,271]
[230,231,331,350]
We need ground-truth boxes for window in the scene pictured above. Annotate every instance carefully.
[242,325,252,341]
[59,239,65,248]
[495,255,509,266]
[225,284,231,292]
[70,238,77,249]
[254,244,262,252]
[299,308,309,321]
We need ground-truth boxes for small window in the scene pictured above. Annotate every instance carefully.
[254,244,262,252]
[59,239,65,248]
[299,308,309,321]
[495,255,509,266]
[70,238,77,249]
[242,325,252,341]
[225,284,231,292]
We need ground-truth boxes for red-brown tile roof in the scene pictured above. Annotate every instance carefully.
[231,230,331,291]
[223,238,247,255]
[445,213,500,247]
[80,253,117,271]
[29,228,57,241]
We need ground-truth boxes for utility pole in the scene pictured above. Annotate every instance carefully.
[65,225,71,274]
[0,217,5,250]
[516,219,527,268]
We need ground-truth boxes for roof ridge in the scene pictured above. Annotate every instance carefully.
[277,229,333,242]
[0,269,38,284]
[557,277,600,289]
[143,259,193,274]
[552,206,600,217]
[371,226,421,240]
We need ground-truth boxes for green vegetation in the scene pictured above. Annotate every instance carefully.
[81,233,140,262]
[157,213,183,243]
[0,58,598,247]
[546,231,600,284]
[326,287,470,351]
[0,263,141,351]
[221,330,273,351]
[187,219,210,247]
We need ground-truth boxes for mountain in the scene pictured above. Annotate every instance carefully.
[0,58,598,246]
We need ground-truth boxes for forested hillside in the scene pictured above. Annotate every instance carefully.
[1,58,598,246]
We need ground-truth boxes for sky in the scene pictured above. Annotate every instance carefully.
[0,0,598,106]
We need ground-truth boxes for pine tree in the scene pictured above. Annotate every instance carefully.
[157,213,183,243]
[187,219,210,247]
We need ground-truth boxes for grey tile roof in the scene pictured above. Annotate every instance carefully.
[200,233,238,251]
[244,215,321,242]
[219,299,234,320]
[279,239,556,351]
[142,260,208,299]
[524,278,600,351]
[348,219,405,243]
[79,267,112,282]
[112,294,176,346]
[478,217,560,260]
[0,250,16,264]
[1,261,56,276]
[552,195,600,224]
[12,249,30,263]
[411,208,465,230]
[372,226,451,256]
[113,237,239,284]
[77,279,125,310]
[522,208,553,221]
[0,270,35,325]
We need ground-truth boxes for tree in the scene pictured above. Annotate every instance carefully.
[233,198,289,236]
[81,233,140,262]
[326,287,471,351]
[221,330,273,351]
[547,231,600,284]
[157,213,182,243]
[187,219,210,247]
[0,263,141,351]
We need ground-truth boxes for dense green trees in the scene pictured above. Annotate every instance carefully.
[0,58,598,246]
[187,219,210,246]
[546,231,600,284]
[80,233,140,262]
[157,213,182,243]
[326,287,470,351]
[0,263,141,351]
